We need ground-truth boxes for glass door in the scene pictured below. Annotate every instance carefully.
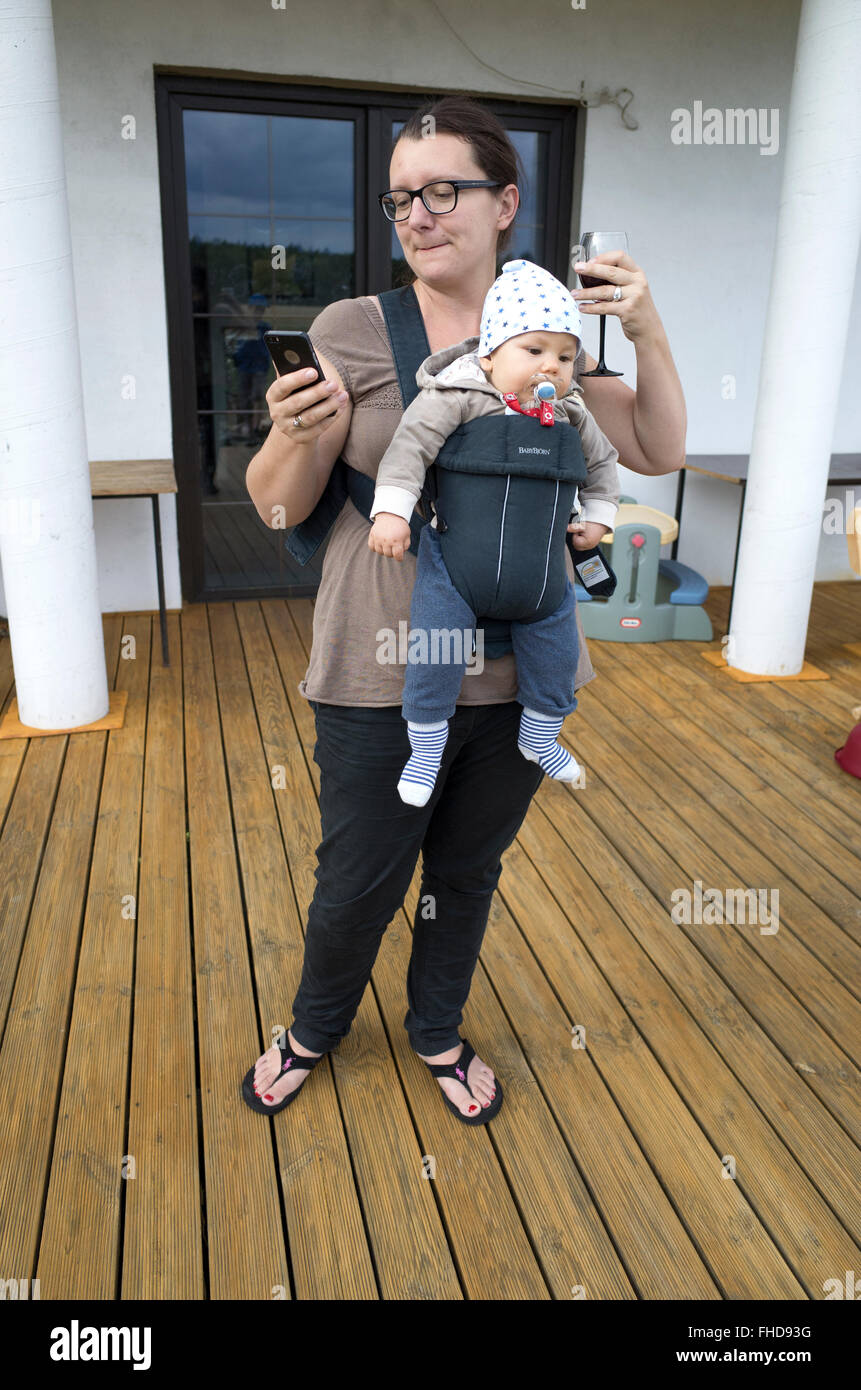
[182,107,358,594]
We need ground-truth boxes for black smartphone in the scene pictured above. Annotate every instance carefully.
[263,330,338,419]
[263,330,324,380]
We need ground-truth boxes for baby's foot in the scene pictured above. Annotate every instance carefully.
[517,707,580,781]
[252,1029,322,1107]
[398,720,449,806]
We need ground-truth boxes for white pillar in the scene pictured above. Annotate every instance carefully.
[729,0,861,675]
[0,0,109,728]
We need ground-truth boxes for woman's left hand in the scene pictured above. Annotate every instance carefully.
[572,251,661,345]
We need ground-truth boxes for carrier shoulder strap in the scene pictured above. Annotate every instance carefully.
[376,285,438,517]
[377,283,430,407]
[283,284,436,567]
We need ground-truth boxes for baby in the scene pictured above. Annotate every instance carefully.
[369,259,620,806]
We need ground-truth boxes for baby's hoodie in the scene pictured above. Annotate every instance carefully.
[370,335,620,532]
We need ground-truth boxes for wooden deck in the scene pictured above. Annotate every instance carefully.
[0,582,859,1300]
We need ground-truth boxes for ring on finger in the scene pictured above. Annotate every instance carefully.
[612,286,623,302]
[292,414,305,429]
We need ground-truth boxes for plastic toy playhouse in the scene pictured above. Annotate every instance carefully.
[574,499,713,642]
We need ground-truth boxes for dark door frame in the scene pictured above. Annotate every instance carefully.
[154,72,580,604]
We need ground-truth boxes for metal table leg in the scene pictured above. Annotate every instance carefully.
[671,467,686,560]
[727,479,746,630]
[151,495,170,665]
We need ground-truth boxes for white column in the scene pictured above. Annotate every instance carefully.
[0,0,109,728]
[729,0,861,675]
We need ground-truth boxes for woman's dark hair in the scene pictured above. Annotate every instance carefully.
[391,95,524,272]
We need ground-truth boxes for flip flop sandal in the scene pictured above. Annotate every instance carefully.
[422,1036,503,1125]
[241,1037,328,1116]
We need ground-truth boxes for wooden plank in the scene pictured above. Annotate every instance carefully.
[4,580,857,1297]
[519,782,856,1293]
[37,616,147,1295]
[122,613,203,1297]
[400,853,717,1297]
[677,642,861,832]
[559,687,861,1140]
[180,604,290,1298]
[276,599,623,1296]
[682,455,861,484]
[241,599,461,1298]
[90,459,177,494]
[684,465,746,485]
[593,639,861,966]
[603,636,861,870]
[596,636,861,916]
[697,587,861,778]
[0,732,66,1031]
[0,654,115,1277]
[511,792,806,1296]
[0,635,25,832]
[217,599,379,1299]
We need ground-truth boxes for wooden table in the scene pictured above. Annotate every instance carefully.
[90,460,177,665]
[674,454,861,625]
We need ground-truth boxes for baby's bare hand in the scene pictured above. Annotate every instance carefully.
[567,519,609,551]
[368,512,411,561]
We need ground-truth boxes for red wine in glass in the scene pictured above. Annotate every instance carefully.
[575,231,628,377]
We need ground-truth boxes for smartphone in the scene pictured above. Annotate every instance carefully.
[263,330,338,419]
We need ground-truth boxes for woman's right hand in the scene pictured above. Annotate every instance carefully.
[267,364,350,443]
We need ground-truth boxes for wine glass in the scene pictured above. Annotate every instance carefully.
[574,231,629,377]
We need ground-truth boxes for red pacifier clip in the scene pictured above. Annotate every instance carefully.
[502,389,555,426]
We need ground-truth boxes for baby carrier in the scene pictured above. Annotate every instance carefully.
[284,284,610,656]
[431,413,585,622]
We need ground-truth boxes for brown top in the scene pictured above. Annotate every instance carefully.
[297,294,597,707]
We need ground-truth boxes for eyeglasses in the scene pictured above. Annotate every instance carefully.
[378,180,503,222]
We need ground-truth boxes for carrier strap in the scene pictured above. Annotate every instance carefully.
[284,284,435,566]
[283,284,514,658]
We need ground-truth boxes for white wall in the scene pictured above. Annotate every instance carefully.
[2,0,858,618]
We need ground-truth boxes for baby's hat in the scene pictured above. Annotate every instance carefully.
[478,259,581,357]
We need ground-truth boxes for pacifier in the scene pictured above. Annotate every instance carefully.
[533,380,557,424]
[533,381,557,402]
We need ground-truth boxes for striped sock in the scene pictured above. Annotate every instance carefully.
[398,720,449,806]
[517,707,580,782]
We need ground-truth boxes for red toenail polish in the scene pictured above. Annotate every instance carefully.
[469,1105,478,1112]
[264,1094,274,1102]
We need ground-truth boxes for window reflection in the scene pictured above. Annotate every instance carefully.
[183,107,355,594]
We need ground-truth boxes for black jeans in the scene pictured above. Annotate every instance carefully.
[289,699,545,1056]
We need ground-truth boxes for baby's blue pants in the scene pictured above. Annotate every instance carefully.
[401,522,579,725]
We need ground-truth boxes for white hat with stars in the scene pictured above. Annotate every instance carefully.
[478,259,582,358]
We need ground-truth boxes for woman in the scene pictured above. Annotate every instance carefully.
[243,95,686,1123]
